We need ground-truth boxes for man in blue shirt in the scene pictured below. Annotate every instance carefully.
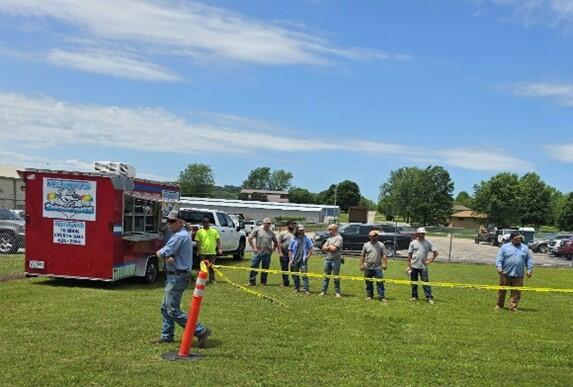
[152,210,211,346]
[495,231,534,312]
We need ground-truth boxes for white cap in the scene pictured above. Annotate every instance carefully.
[416,227,427,234]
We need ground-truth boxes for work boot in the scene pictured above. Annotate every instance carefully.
[197,328,211,349]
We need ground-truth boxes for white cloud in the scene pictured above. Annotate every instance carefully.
[441,149,535,172]
[546,143,573,162]
[0,150,92,171]
[513,82,573,106]
[490,0,573,30]
[0,92,533,172]
[0,0,405,81]
[46,49,181,82]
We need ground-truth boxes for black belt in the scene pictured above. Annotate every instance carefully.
[166,270,190,275]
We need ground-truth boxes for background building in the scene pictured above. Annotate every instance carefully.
[239,189,289,203]
[0,165,25,210]
[448,210,487,230]
[180,197,339,223]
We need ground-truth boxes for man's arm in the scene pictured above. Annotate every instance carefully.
[407,243,413,269]
[382,254,388,270]
[157,233,183,264]
[305,238,313,260]
[248,230,258,252]
[495,246,505,274]
[526,249,533,278]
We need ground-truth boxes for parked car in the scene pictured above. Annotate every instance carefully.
[556,237,573,259]
[177,208,246,261]
[499,227,536,245]
[528,233,557,253]
[313,223,412,257]
[548,233,573,256]
[9,209,25,219]
[0,207,25,254]
[475,227,517,246]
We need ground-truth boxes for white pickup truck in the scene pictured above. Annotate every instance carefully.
[177,207,247,260]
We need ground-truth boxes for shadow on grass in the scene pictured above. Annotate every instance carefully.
[31,276,166,291]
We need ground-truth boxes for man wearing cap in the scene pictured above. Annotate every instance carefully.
[288,225,314,294]
[277,221,296,287]
[495,231,533,312]
[320,223,343,297]
[360,230,388,302]
[407,227,438,304]
[248,217,278,286]
[153,210,211,346]
[195,217,222,283]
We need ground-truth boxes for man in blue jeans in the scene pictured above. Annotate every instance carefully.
[248,218,278,286]
[320,224,343,297]
[152,210,211,346]
[289,224,313,294]
[360,230,388,302]
[277,221,296,286]
[407,227,438,304]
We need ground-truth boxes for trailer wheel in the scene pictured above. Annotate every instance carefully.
[233,238,246,261]
[0,233,18,254]
[143,259,159,284]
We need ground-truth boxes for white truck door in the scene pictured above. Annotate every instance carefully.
[223,213,239,250]
[216,212,232,250]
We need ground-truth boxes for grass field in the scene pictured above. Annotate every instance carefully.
[1,255,572,386]
[0,253,24,277]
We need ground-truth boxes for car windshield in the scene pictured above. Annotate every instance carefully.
[0,208,22,221]
[556,234,572,239]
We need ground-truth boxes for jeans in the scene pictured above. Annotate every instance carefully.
[249,252,271,285]
[496,274,524,309]
[290,261,309,291]
[410,267,432,299]
[364,268,385,299]
[321,259,341,294]
[279,254,290,286]
[161,273,206,340]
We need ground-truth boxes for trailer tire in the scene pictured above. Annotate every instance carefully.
[143,259,159,284]
[233,238,246,261]
[0,232,18,254]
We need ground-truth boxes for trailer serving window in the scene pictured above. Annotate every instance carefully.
[123,195,161,233]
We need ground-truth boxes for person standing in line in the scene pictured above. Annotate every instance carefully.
[289,225,313,294]
[320,224,343,298]
[277,221,296,287]
[407,227,438,304]
[247,217,278,286]
[152,210,211,346]
[195,217,222,283]
[495,231,533,312]
[360,230,388,303]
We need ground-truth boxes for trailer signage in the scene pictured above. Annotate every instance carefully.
[53,220,86,245]
[43,178,97,221]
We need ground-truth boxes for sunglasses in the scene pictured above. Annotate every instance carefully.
[167,219,177,224]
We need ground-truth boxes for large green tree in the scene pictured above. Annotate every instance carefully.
[473,173,522,226]
[177,163,215,196]
[558,193,573,230]
[519,172,553,227]
[317,180,361,212]
[289,187,316,204]
[378,166,454,225]
[242,167,293,191]
[454,191,473,208]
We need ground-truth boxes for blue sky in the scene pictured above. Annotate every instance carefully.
[0,0,572,200]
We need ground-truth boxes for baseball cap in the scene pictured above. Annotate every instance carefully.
[167,210,180,220]
[263,217,272,224]
[416,227,427,234]
[510,231,522,240]
[297,224,305,231]
[368,230,379,237]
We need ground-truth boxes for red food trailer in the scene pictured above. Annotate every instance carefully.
[19,168,180,282]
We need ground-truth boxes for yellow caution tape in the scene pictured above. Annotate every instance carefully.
[201,260,288,308]
[212,265,573,294]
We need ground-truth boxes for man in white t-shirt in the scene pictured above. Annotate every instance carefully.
[407,227,438,304]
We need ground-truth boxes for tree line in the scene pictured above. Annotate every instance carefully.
[176,163,573,230]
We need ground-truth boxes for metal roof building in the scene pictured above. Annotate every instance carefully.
[179,197,339,223]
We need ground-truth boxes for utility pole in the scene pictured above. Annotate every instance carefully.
[334,184,338,206]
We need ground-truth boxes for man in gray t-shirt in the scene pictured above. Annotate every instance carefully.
[320,224,344,297]
[276,221,296,286]
[248,218,278,286]
[360,230,388,301]
[407,227,438,303]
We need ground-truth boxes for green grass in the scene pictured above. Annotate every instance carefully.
[1,255,572,386]
[0,253,24,276]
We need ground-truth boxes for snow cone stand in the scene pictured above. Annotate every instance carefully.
[19,162,180,283]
